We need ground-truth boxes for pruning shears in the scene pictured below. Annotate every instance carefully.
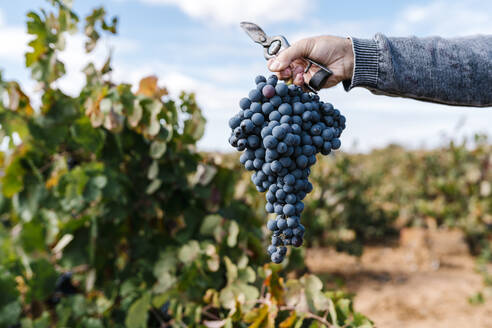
[240,21,333,93]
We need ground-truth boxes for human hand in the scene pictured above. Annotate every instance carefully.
[267,36,354,89]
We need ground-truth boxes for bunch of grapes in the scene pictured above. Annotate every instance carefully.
[228,75,346,263]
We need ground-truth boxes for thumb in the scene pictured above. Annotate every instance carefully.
[268,38,312,71]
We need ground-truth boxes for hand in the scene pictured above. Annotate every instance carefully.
[267,36,354,89]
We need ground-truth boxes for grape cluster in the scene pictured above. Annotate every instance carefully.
[228,75,346,263]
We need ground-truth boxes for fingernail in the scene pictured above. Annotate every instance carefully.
[269,60,280,71]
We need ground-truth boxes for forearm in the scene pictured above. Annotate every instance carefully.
[343,34,492,107]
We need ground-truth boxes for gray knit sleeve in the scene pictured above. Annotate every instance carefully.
[343,33,492,107]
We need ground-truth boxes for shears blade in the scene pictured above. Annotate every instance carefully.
[240,21,268,45]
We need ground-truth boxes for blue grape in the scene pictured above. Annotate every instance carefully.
[255,148,265,159]
[244,160,254,170]
[269,110,281,122]
[275,83,288,96]
[301,93,311,102]
[250,102,262,113]
[305,182,313,193]
[237,138,247,150]
[280,115,291,124]
[295,201,304,214]
[287,216,299,228]
[272,126,287,140]
[249,89,262,102]
[265,149,278,161]
[291,123,302,134]
[255,75,266,84]
[271,160,282,173]
[256,82,266,91]
[284,174,295,185]
[252,113,265,126]
[291,236,303,247]
[283,204,295,216]
[275,189,286,200]
[264,135,278,149]
[247,135,260,148]
[293,102,305,115]
[267,219,278,231]
[253,158,264,169]
[283,228,293,237]
[285,194,296,204]
[278,246,287,256]
[243,109,253,119]
[270,95,282,107]
[279,156,292,168]
[240,119,254,133]
[229,116,241,129]
[262,103,274,116]
[296,155,308,168]
[239,97,251,110]
[267,75,278,86]
[265,202,274,213]
[277,217,287,230]
[267,245,277,255]
[277,142,287,154]
[322,102,334,113]
[278,103,293,115]
[312,136,323,148]
[272,235,282,246]
[284,133,296,146]
[271,251,283,263]
[331,138,341,149]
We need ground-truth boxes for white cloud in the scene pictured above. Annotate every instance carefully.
[140,0,315,25]
[57,34,139,96]
[393,0,492,36]
[0,9,30,62]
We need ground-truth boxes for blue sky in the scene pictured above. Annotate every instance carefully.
[0,0,491,152]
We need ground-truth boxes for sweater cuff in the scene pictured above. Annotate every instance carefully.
[343,37,379,91]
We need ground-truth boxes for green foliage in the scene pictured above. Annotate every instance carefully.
[0,1,372,327]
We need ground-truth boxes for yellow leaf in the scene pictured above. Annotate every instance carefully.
[244,304,269,327]
[279,312,296,328]
[137,75,168,98]
[45,174,60,189]
[8,82,34,116]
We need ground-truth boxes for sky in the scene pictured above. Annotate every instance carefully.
[0,0,491,152]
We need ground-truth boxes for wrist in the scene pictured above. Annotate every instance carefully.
[343,38,355,81]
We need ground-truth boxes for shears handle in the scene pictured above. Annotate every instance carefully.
[265,37,333,93]
[304,58,333,93]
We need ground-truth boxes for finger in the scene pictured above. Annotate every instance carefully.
[278,67,292,80]
[268,38,313,71]
[293,73,304,86]
[292,65,305,77]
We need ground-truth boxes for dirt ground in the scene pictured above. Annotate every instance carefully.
[305,228,492,328]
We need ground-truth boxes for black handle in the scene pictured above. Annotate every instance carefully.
[308,68,332,91]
